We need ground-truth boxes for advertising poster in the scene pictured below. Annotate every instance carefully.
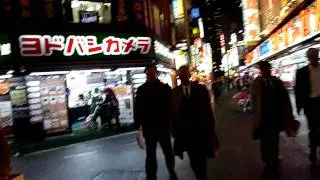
[40,75,69,134]
[111,86,133,123]
[242,0,261,43]
[0,79,13,135]
[9,77,29,119]
[25,76,43,124]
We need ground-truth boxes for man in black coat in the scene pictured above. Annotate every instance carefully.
[171,65,219,180]
[134,65,177,180]
[295,48,320,164]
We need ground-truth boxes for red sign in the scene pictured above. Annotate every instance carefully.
[19,35,152,57]
[220,32,226,54]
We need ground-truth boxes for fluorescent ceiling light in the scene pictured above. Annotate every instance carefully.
[30,71,70,76]
[0,74,13,79]
[82,69,111,73]
[133,78,146,84]
[120,67,145,71]
[132,73,146,79]
[157,67,173,73]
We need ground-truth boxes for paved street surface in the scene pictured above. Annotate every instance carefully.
[12,92,320,180]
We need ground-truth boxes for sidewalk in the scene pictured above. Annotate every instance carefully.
[12,92,320,180]
[12,124,135,155]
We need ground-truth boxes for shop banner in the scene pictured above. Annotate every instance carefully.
[18,34,152,58]
[39,75,69,134]
[246,1,319,65]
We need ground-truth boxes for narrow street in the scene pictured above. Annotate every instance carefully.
[12,93,320,180]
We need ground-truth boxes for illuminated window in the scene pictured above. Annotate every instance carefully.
[64,0,112,24]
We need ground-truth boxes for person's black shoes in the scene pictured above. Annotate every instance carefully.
[170,172,178,180]
[263,162,280,180]
[309,149,317,164]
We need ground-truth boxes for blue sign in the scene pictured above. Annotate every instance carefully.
[259,40,271,57]
[191,7,200,19]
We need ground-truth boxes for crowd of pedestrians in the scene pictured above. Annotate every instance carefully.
[134,47,320,180]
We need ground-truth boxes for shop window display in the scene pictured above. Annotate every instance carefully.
[65,0,112,24]
[66,68,141,129]
[1,66,173,137]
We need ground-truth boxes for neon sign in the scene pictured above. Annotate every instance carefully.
[220,33,226,55]
[172,0,184,19]
[191,7,200,19]
[19,35,152,57]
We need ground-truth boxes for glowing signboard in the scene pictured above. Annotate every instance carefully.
[19,35,152,57]
[242,0,261,43]
[154,40,175,63]
[172,0,184,19]
[191,7,200,19]
[198,18,204,38]
[220,32,226,54]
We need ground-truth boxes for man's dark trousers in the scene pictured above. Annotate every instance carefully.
[186,142,207,180]
[260,134,280,164]
[145,134,175,180]
[305,97,320,156]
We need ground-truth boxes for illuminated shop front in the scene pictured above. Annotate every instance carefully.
[242,0,320,90]
[0,32,175,139]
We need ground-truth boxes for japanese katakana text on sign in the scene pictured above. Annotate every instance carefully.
[19,35,152,57]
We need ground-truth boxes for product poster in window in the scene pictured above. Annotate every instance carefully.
[40,75,69,134]
[9,77,29,118]
[111,86,133,123]
[0,79,13,135]
[25,76,43,124]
